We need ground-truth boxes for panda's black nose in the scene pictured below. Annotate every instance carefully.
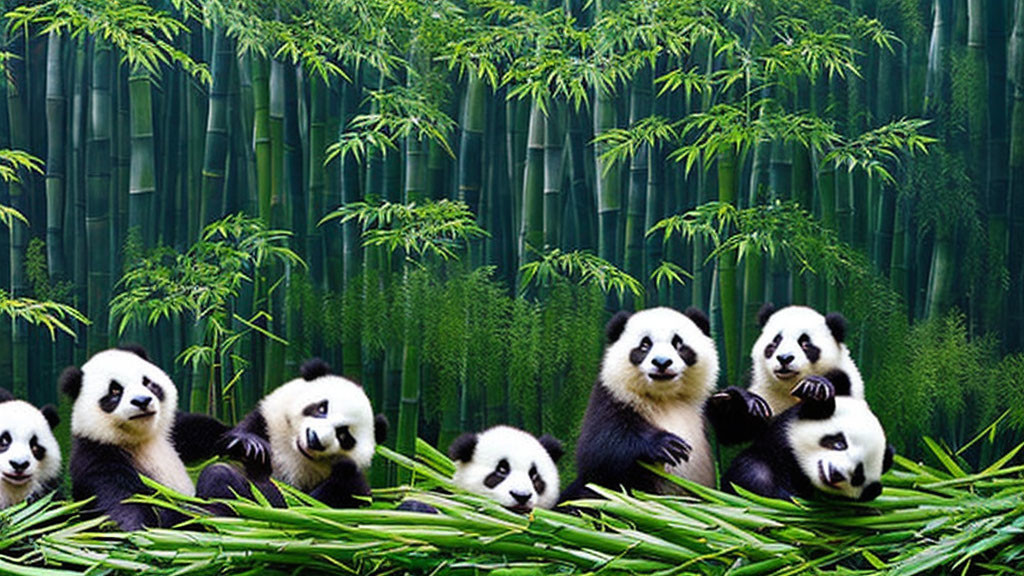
[510,490,531,505]
[777,353,795,366]
[651,356,673,370]
[10,459,29,473]
[306,428,325,451]
[130,396,152,410]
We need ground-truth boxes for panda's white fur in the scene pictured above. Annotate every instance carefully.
[451,426,560,511]
[750,306,863,415]
[788,397,887,500]
[259,373,377,491]
[597,307,719,488]
[71,349,193,495]
[0,400,61,509]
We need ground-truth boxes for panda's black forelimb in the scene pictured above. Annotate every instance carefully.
[172,412,231,462]
[218,409,272,475]
[791,376,837,420]
[308,457,372,509]
[705,386,772,445]
[196,462,286,512]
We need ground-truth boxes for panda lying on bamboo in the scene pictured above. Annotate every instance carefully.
[723,376,892,501]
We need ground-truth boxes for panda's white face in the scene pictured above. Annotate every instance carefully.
[0,401,61,508]
[602,307,719,405]
[72,349,177,447]
[451,426,560,512]
[789,398,888,501]
[262,375,376,489]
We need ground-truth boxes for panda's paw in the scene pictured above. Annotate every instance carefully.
[648,430,691,466]
[791,375,835,403]
[709,387,772,423]
[220,431,271,470]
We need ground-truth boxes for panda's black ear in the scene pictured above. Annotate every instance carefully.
[374,413,389,444]
[883,444,895,473]
[683,307,711,337]
[59,366,84,400]
[448,433,478,463]
[537,434,564,463]
[117,343,150,361]
[300,358,332,381]
[0,387,13,403]
[606,311,632,344]
[757,302,777,327]
[40,405,60,429]
[825,312,847,343]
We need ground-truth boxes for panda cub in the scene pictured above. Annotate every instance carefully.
[723,377,892,501]
[561,307,719,501]
[200,358,387,509]
[0,388,61,509]
[60,346,230,530]
[448,426,562,512]
[708,304,864,444]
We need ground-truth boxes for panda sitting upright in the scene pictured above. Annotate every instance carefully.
[561,306,719,501]
[199,358,387,509]
[707,304,864,444]
[60,346,230,530]
[723,376,892,501]
[0,388,61,509]
[448,425,562,513]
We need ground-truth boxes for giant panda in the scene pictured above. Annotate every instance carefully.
[198,358,387,509]
[0,388,61,509]
[60,346,230,530]
[448,425,562,513]
[561,307,719,502]
[722,376,892,501]
[707,304,864,444]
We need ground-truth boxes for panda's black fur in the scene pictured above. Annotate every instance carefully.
[561,307,719,502]
[198,358,387,509]
[0,388,62,509]
[60,346,230,530]
[722,376,893,501]
[707,303,864,445]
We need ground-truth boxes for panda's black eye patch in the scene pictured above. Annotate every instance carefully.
[101,381,124,413]
[798,334,821,362]
[630,337,653,365]
[820,433,848,451]
[143,376,165,401]
[30,436,46,460]
[764,333,782,359]
[673,335,697,366]
[0,432,10,452]
[529,463,546,495]
[336,425,355,450]
[302,400,329,418]
[484,458,511,489]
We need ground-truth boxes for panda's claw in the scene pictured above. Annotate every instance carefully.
[651,431,691,465]
[791,375,835,403]
[750,394,772,421]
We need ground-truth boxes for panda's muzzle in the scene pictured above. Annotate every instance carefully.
[817,460,846,486]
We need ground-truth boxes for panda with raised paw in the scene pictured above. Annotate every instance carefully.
[60,346,230,530]
[448,425,563,513]
[199,358,387,509]
[707,304,864,445]
[561,306,719,502]
[722,375,892,501]
[0,388,61,509]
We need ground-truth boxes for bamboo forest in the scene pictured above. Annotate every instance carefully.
[2,0,1024,573]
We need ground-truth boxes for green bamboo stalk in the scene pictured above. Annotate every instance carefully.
[340,69,362,381]
[127,64,156,248]
[982,0,1010,335]
[307,75,327,286]
[458,74,486,265]
[624,67,650,309]
[86,39,112,355]
[1007,0,1024,349]
[543,103,563,254]
[200,25,232,228]
[186,28,205,243]
[594,83,621,268]
[507,99,529,240]
[742,120,769,359]
[45,31,67,282]
[718,147,738,386]
[7,34,29,399]
[518,102,544,276]
[924,0,953,116]
[264,58,287,393]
